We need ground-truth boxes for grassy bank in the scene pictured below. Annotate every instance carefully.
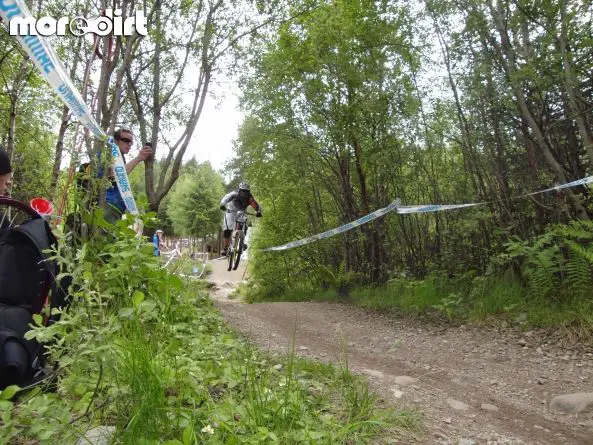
[243,272,593,343]
[1,221,421,443]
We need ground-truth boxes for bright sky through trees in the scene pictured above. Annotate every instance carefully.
[189,85,242,171]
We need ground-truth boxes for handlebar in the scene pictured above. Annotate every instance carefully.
[225,209,257,216]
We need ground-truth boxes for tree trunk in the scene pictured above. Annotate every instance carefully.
[426,0,486,198]
[489,1,589,219]
[559,1,593,166]
[6,56,30,158]
[50,108,70,201]
[49,6,88,199]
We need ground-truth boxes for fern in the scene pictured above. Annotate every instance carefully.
[523,249,558,299]
[316,264,337,285]
[556,220,593,241]
[565,239,593,264]
[563,253,591,297]
[492,220,593,300]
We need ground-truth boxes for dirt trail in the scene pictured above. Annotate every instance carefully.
[208,258,593,445]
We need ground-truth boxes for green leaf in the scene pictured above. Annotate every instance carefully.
[32,313,43,326]
[118,307,135,319]
[132,290,146,307]
[0,385,20,400]
[138,299,157,313]
[182,423,195,445]
[0,399,13,410]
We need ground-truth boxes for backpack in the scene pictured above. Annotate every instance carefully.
[0,206,67,390]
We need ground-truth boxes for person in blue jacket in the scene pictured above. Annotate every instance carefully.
[103,129,153,223]
[153,229,163,256]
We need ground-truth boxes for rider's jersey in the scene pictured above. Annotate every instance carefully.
[220,191,262,213]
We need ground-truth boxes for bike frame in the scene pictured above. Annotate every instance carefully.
[226,209,253,271]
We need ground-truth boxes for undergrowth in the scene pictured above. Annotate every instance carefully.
[0,213,420,444]
[243,221,593,343]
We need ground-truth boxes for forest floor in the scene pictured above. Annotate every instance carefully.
[208,259,593,445]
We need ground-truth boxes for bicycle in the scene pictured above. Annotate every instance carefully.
[225,209,255,271]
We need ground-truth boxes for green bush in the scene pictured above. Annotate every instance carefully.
[491,220,593,301]
[1,213,420,443]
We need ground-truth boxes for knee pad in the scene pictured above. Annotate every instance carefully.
[223,230,232,239]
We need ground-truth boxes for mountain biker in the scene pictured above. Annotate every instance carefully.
[219,181,262,256]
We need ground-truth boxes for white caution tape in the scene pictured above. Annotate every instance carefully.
[262,199,401,251]
[515,175,593,199]
[0,0,139,216]
[397,203,482,214]
[262,175,593,251]
[397,175,593,215]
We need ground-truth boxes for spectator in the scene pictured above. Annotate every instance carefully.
[103,129,153,223]
[0,146,13,197]
[174,240,182,257]
[153,229,164,256]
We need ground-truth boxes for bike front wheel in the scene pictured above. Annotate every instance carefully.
[233,236,243,270]
[227,237,235,271]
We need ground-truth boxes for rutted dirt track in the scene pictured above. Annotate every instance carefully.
[208,259,593,444]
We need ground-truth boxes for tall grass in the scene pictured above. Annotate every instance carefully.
[82,277,421,444]
[113,320,174,442]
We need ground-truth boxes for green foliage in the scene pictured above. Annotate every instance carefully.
[466,273,525,320]
[9,126,56,202]
[316,263,366,298]
[167,162,225,237]
[1,210,416,443]
[235,0,421,286]
[432,293,464,322]
[0,37,59,201]
[492,220,593,300]
[233,0,593,319]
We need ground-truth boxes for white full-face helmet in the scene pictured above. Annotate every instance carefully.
[238,181,250,198]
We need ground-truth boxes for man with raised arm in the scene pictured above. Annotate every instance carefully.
[103,128,153,223]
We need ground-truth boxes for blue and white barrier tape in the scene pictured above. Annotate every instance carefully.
[0,0,139,216]
[262,175,593,251]
[397,203,481,214]
[515,175,593,199]
[262,198,401,251]
[398,175,593,215]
